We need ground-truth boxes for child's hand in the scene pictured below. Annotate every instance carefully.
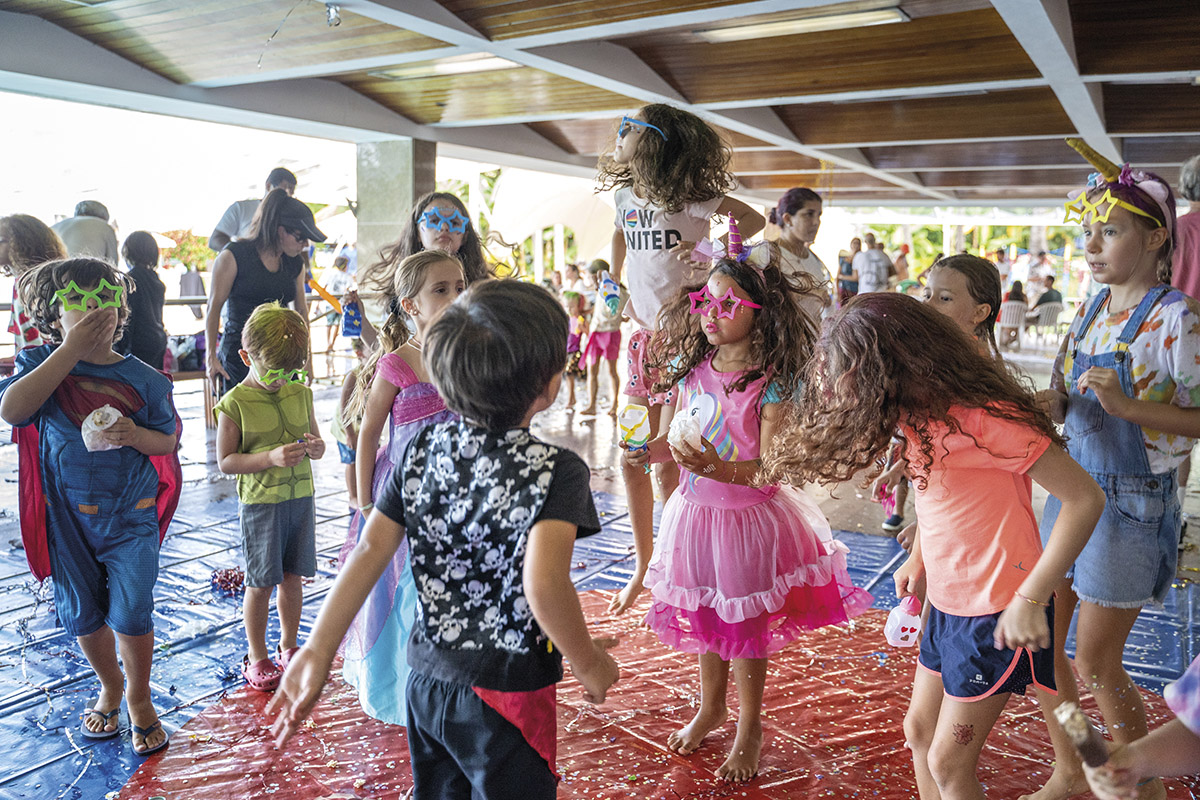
[1036,388,1068,423]
[100,416,139,449]
[61,307,116,359]
[608,574,643,615]
[268,442,308,468]
[267,647,332,749]
[893,555,925,598]
[668,437,719,476]
[1077,367,1131,417]
[618,440,650,469]
[871,459,907,499]
[301,433,325,460]
[1082,743,1140,800]
[896,522,918,554]
[668,240,699,265]
[573,636,620,704]
[993,596,1051,652]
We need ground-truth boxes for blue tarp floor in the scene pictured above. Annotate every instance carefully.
[0,381,1194,799]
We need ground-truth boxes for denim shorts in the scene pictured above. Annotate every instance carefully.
[240,497,316,587]
[46,501,160,637]
[1042,472,1179,608]
[337,440,356,464]
[919,602,1056,701]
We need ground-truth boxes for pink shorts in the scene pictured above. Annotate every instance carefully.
[582,330,621,366]
[625,328,675,406]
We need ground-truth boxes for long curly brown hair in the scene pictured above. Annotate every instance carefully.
[595,104,736,215]
[760,293,1064,489]
[648,245,819,403]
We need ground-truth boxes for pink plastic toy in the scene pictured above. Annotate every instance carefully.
[885,595,922,647]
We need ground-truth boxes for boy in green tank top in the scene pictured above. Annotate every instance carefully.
[215,302,325,692]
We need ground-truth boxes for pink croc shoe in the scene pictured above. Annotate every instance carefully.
[276,645,300,672]
[242,655,281,692]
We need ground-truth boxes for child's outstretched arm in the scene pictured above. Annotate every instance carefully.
[0,308,111,425]
[355,371,400,508]
[525,518,619,704]
[268,509,406,746]
[1084,719,1200,799]
[994,446,1104,651]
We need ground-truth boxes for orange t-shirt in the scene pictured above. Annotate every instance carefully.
[904,406,1051,617]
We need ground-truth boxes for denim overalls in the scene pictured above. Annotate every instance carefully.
[1040,285,1180,608]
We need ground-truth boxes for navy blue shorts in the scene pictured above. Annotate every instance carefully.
[336,441,356,464]
[406,672,556,800]
[919,601,1057,701]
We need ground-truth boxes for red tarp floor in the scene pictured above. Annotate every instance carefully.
[121,591,1200,799]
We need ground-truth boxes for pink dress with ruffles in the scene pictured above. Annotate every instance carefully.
[644,355,872,660]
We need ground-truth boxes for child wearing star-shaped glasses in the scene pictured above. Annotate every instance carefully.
[214,301,325,694]
[0,256,181,756]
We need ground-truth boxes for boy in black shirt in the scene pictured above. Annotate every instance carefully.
[269,280,619,799]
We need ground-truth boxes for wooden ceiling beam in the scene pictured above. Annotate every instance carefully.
[990,0,1121,164]
[333,0,952,200]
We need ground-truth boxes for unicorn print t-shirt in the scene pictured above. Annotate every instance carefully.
[614,187,722,330]
[1062,289,1200,473]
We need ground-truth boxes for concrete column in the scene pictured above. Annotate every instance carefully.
[553,223,566,276]
[355,138,436,304]
[532,228,545,283]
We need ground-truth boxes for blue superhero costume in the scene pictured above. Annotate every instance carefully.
[1,345,181,635]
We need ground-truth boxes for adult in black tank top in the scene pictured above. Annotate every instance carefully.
[204,190,326,397]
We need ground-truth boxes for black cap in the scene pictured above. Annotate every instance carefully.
[279,196,327,242]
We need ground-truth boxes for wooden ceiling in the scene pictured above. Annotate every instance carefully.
[1,0,1198,206]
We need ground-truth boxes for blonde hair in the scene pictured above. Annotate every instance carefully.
[346,250,464,424]
[241,302,309,371]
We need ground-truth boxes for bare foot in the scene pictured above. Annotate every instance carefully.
[607,405,619,417]
[128,698,167,753]
[83,685,122,735]
[580,404,597,415]
[608,577,643,615]
[667,705,728,756]
[716,719,762,782]
[1018,767,1089,800]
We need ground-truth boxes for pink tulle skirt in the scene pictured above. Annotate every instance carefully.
[644,484,872,661]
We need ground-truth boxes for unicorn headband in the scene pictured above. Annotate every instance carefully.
[1062,138,1172,236]
[689,214,772,269]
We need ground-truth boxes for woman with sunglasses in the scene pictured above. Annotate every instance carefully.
[359,192,490,310]
[205,190,327,398]
[596,103,764,617]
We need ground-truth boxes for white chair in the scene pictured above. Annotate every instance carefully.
[1033,301,1064,343]
[998,300,1027,350]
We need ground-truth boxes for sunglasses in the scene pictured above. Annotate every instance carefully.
[255,366,308,385]
[688,286,761,319]
[420,208,469,234]
[618,116,668,141]
[283,227,309,242]
[55,279,124,312]
[1063,188,1162,227]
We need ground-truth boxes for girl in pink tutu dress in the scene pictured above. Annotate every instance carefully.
[623,235,872,782]
[338,250,465,724]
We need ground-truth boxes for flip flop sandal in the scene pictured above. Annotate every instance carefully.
[242,655,281,692]
[132,720,169,756]
[80,705,120,740]
[276,645,301,672]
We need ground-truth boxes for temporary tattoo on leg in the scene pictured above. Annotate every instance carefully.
[952,723,975,746]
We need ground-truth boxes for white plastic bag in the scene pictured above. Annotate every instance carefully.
[667,412,703,453]
[81,405,121,452]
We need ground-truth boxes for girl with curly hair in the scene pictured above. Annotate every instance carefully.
[624,243,871,782]
[762,293,1104,799]
[598,104,764,615]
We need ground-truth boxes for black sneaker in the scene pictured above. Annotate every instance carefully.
[882,514,905,533]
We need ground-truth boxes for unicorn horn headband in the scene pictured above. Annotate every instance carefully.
[1062,137,1172,234]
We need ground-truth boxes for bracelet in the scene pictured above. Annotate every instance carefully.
[1015,591,1049,607]
[360,503,374,513]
